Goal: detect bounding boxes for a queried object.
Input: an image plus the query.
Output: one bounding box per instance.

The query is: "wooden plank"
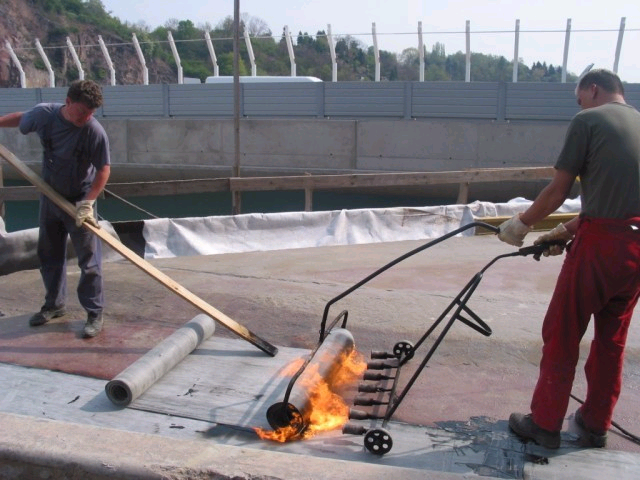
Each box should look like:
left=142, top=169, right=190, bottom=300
left=304, top=187, right=313, bottom=211
left=456, top=182, right=469, bottom=204
left=230, top=167, right=556, bottom=191
left=474, top=213, right=578, bottom=234
left=0, top=143, right=278, bottom=357
left=105, top=178, right=230, bottom=197
left=0, top=179, right=230, bottom=201
left=0, top=167, right=555, bottom=201
left=0, top=185, right=39, bottom=201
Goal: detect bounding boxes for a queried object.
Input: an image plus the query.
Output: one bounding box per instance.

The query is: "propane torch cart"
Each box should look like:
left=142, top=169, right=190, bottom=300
left=321, top=221, right=555, bottom=455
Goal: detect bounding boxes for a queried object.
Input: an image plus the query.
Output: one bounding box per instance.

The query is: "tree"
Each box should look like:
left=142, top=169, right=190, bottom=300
left=241, top=14, right=271, bottom=36
left=432, top=42, right=446, bottom=58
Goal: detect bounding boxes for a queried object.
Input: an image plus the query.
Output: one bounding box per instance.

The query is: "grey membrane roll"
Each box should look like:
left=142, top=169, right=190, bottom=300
left=105, top=314, right=216, bottom=406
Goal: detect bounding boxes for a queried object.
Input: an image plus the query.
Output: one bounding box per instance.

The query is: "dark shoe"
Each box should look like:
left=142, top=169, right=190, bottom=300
left=575, top=409, right=608, bottom=448
left=509, top=413, right=561, bottom=449
left=29, top=306, right=66, bottom=327
left=83, top=312, right=103, bottom=338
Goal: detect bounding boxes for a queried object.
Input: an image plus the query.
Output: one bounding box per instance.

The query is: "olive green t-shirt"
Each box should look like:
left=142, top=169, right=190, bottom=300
left=555, top=102, right=640, bottom=219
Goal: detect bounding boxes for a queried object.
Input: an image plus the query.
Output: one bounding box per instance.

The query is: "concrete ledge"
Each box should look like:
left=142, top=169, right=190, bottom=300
left=0, top=412, right=472, bottom=480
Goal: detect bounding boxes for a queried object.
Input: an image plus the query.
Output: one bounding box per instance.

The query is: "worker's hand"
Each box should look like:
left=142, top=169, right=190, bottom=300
left=533, top=223, right=573, bottom=256
left=75, top=199, right=99, bottom=228
left=497, top=214, right=532, bottom=247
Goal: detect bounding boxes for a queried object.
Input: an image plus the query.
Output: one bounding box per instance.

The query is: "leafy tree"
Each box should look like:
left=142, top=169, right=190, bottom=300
left=217, top=52, right=248, bottom=76
left=432, top=42, right=446, bottom=58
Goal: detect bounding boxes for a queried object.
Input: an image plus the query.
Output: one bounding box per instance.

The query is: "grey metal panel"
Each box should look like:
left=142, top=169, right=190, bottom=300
left=169, top=84, right=234, bottom=116
left=412, top=82, right=498, bottom=119
left=39, top=87, right=68, bottom=104
left=506, top=83, right=579, bottom=120
left=1, top=87, right=107, bottom=117
left=3, top=82, right=638, bottom=120
left=624, top=84, right=640, bottom=110
left=0, top=89, right=39, bottom=115
left=243, top=83, right=321, bottom=116
left=36, top=87, right=107, bottom=117
left=101, top=85, right=164, bottom=116
left=325, top=83, right=405, bottom=117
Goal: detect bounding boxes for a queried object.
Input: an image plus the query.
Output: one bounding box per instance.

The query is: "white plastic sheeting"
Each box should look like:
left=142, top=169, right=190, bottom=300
left=0, top=221, right=124, bottom=276
left=0, top=197, right=582, bottom=275
left=142, top=197, right=582, bottom=259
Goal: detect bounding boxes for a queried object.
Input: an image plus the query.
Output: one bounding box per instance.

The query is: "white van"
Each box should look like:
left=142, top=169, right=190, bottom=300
left=205, top=75, right=322, bottom=84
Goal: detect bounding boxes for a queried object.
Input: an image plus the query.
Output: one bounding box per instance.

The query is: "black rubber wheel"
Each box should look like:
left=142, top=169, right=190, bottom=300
left=364, top=428, right=393, bottom=455
left=393, top=340, right=414, bottom=360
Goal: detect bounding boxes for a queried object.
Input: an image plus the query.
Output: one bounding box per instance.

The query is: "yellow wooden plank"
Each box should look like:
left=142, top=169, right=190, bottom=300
left=475, top=213, right=578, bottom=234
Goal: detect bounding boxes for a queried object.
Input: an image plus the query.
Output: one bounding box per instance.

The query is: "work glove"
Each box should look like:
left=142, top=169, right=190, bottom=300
left=75, top=199, right=99, bottom=228
left=497, top=214, right=532, bottom=247
left=533, top=223, right=573, bottom=256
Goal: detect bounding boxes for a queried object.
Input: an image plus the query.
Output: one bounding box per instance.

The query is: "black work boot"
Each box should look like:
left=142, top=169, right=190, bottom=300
left=509, top=413, right=561, bottom=449
left=575, top=409, right=608, bottom=448
left=29, top=306, right=66, bottom=327
left=83, top=312, right=103, bottom=338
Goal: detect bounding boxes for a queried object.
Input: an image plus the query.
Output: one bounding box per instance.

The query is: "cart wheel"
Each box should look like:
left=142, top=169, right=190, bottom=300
left=364, top=428, right=393, bottom=455
left=393, top=340, right=414, bottom=360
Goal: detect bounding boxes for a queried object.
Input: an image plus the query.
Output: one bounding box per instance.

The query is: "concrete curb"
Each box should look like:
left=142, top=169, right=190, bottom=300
left=0, top=412, right=474, bottom=480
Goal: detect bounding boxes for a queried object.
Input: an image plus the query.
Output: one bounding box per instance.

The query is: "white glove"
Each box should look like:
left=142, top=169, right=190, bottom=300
left=533, top=223, right=573, bottom=256
left=497, top=214, right=532, bottom=247
left=75, top=199, right=98, bottom=228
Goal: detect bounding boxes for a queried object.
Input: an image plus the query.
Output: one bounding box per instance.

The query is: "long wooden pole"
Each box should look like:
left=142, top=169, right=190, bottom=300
left=0, top=144, right=278, bottom=357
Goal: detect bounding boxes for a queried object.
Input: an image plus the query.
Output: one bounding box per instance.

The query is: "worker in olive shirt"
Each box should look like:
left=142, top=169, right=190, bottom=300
left=0, top=80, right=110, bottom=338
left=498, top=69, right=640, bottom=449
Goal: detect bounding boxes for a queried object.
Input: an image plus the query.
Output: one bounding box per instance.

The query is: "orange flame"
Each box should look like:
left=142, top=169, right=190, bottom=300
left=278, top=357, right=306, bottom=376
left=255, top=350, right=366, bottom=442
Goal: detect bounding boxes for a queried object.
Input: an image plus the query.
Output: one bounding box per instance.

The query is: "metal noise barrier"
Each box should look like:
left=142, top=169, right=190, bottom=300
left=105, top=314, right=216, bottom=406
left=266, top=328, right=355, bottom=433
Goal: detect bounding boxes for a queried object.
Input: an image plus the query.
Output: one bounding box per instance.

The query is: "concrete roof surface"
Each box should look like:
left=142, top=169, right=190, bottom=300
left=1, top=234, right=639, bottom=479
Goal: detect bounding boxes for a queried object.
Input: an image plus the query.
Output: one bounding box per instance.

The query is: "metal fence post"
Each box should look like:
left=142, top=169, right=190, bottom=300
left=512, top=20, right=520, bottom=83
left=613, top=17, right=626, bottom=73
left=562, top=19, right=571, bottom=83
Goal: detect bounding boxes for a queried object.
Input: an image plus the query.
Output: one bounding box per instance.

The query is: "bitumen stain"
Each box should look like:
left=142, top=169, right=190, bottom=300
left=433, top=416, right=550, bottom=479
left=180, top=384, right=198, bottom=396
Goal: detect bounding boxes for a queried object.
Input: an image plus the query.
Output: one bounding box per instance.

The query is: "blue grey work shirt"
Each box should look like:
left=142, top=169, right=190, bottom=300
left=19, top=103, right=110, bottom=200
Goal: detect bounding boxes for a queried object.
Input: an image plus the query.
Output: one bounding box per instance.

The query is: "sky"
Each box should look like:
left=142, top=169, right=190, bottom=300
left=100, top=0, right=640, bottom=82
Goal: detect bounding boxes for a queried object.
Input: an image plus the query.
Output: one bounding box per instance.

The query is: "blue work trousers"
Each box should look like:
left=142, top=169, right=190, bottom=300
left=37, top=195, right=103, bottom=315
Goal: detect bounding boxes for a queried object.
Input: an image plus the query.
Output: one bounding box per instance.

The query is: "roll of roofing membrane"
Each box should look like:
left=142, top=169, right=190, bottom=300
left=266, top=327, right=355, bottom=432
left=105, top=314, right=215, bottom=406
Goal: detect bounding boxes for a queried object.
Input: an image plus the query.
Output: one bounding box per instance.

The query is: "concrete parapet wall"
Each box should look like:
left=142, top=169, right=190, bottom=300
left=0, top=117, right=568, bottom=182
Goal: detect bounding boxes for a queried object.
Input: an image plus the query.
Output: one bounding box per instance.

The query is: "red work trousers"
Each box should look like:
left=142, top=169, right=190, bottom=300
left=530, top=216, right=640, bottom=433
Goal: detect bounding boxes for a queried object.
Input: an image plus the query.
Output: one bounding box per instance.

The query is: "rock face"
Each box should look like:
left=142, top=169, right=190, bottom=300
left=0, top=0, right=175, bottom=88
